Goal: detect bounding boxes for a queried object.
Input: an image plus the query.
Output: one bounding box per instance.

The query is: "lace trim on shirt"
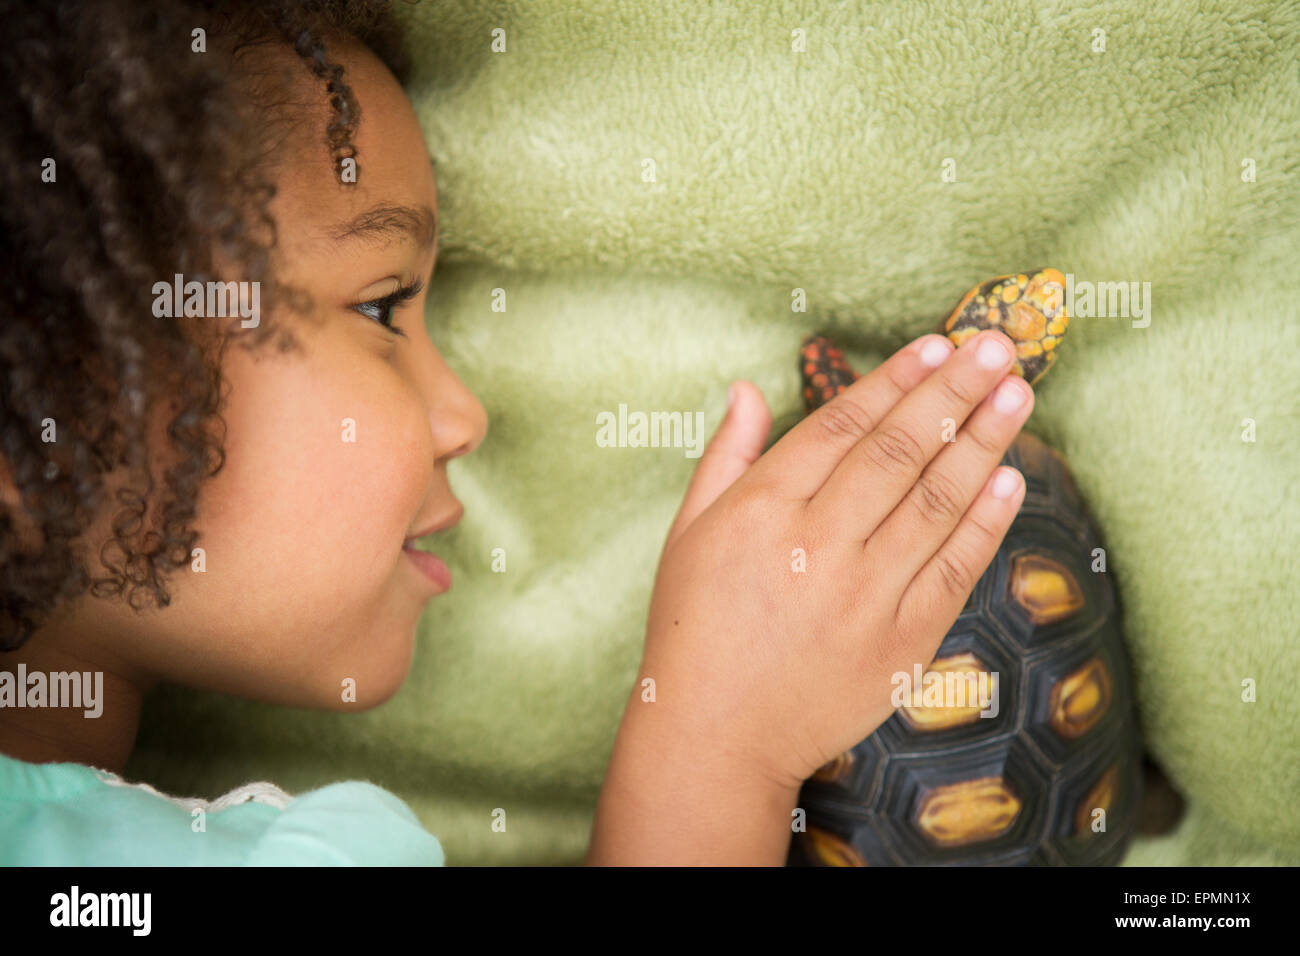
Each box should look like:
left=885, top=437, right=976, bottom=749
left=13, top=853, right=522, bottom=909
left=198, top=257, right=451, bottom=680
left=91, top=768, right=294, bottom=812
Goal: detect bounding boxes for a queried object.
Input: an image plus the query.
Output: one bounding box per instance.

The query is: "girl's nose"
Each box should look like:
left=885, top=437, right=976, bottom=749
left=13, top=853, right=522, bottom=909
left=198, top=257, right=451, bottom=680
left=428, top=356, right=487, bottom=462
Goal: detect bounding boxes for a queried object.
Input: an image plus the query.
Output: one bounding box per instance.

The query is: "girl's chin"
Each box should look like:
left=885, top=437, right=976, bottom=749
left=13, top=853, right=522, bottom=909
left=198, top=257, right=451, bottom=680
left=317, top=652, right=415, bottom=711
left=311, top=616, right=419, bottom=711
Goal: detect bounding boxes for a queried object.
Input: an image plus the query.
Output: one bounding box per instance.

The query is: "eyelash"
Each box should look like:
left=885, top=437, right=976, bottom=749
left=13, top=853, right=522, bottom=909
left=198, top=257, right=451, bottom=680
left=353, top=278, right=424, bottom=336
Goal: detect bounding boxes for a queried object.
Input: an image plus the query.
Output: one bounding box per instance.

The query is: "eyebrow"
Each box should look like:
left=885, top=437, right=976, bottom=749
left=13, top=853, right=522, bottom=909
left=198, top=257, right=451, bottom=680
left=329, top=203, right=438, bottom=251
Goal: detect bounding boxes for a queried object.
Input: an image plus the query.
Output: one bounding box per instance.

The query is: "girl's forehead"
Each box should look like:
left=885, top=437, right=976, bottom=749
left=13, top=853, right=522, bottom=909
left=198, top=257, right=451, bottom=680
left=262, top=40, right=437, bottom=252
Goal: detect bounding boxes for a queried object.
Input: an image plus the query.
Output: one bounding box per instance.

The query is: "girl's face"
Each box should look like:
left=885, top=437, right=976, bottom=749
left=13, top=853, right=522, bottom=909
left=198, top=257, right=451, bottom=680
left=53, top=38, right=487, bottom=710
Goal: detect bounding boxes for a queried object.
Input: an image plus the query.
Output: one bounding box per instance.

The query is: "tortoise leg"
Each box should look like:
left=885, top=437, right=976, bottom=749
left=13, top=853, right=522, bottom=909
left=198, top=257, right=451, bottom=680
left=799, top=335, right=859, bottom=413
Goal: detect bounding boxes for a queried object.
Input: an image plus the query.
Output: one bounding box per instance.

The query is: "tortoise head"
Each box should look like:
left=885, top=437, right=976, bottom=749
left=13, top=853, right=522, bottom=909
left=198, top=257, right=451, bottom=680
left=799, top=269, right=1068, bottom=414
left=941, top=268, right=1069, bottom=386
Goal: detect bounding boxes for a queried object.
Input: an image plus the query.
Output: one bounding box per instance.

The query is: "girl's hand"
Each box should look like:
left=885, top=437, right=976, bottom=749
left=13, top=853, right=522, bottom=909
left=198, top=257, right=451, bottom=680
left=588, top=329, right=1033, bottom=865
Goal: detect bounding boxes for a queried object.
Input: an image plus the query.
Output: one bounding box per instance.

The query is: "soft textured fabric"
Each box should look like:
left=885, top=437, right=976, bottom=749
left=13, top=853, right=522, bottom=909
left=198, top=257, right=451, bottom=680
left=0, top=753, right=444, bottom=865
left=127, top=0, right=1300, bottom=865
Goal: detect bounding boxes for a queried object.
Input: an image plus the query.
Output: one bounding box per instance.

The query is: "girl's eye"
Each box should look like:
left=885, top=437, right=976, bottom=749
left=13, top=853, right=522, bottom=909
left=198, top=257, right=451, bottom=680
left=353, top=278, right=424, bottom=336
left=355, top=297, right=400, bottom=329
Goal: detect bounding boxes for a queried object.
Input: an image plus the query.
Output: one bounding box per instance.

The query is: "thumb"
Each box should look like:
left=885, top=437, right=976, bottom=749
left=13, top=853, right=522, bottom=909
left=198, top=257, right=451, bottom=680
left=663, top=381, right=772, bottom=552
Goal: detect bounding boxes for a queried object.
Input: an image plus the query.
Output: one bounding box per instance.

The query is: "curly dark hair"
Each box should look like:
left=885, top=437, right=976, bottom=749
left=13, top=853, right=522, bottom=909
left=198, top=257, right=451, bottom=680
left=0, top=0, right=415, bottom=650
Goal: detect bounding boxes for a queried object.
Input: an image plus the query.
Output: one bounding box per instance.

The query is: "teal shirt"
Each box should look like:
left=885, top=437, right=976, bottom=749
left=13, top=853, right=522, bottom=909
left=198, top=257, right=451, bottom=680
left=0, top=752, right=444, bottom=865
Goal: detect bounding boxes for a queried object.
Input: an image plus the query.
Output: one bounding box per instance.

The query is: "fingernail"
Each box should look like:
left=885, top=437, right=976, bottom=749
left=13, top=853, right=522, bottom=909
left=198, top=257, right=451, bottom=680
left=992, top=379, right=1027, bottom=414
left=977, top=335, right=1012, bottom=370
left=991, top=467, right=1021, bottom=499
left=727, top=383, right=737, bottom=410
left=919, top=338, right=952, bottom=367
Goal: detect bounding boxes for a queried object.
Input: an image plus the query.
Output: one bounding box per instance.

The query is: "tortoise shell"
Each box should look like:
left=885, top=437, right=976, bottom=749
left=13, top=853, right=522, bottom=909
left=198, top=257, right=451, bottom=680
left=788, top=282, right=1140, bottom=867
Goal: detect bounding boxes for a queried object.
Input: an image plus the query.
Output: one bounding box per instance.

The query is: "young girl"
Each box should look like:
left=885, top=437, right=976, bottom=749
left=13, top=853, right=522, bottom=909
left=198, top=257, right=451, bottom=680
left=0, top=1, right=1032, bottom=865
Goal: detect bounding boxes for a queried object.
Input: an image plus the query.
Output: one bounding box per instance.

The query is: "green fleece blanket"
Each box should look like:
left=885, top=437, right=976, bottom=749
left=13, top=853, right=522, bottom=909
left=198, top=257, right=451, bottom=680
left=128, top=0, right=1300, bottom=865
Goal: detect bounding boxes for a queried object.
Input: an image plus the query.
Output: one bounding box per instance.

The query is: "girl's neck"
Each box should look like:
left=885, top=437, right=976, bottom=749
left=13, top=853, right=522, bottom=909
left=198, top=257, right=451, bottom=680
left=0, top=627, right=146, bottom=774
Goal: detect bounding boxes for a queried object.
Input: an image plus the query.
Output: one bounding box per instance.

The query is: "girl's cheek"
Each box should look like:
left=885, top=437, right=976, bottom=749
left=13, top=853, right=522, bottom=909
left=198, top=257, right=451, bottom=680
left=202, top=338, right=432, bottom=610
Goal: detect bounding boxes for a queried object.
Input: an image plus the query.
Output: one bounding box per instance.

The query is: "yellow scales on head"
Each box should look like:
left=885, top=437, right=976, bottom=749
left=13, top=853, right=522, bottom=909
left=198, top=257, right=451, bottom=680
left=942, top=268, right=1069, bottom=386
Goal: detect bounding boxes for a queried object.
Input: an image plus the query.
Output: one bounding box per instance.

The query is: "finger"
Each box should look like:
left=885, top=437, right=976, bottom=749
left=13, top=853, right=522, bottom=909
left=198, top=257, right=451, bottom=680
left=806, top=329, right=1016, bottom=541
left=895, top=465, right=1025, bottom=654
left=663, top=380, right=772, bottom=553
left=867, top=374, right=1034, bottom=590
left=753, top=334, right=954, bottom=500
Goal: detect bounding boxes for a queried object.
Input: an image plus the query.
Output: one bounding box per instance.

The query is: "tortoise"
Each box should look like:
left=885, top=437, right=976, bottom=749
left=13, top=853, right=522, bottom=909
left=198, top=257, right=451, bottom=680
left=787, top=269, right=1142, bottom=866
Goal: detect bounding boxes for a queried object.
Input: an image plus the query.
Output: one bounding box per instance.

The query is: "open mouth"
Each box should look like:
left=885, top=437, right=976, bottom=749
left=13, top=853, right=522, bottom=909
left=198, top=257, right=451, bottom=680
left=401, top=544, right=452, bottom=591
left=400, top=503, right=463, bottom=592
